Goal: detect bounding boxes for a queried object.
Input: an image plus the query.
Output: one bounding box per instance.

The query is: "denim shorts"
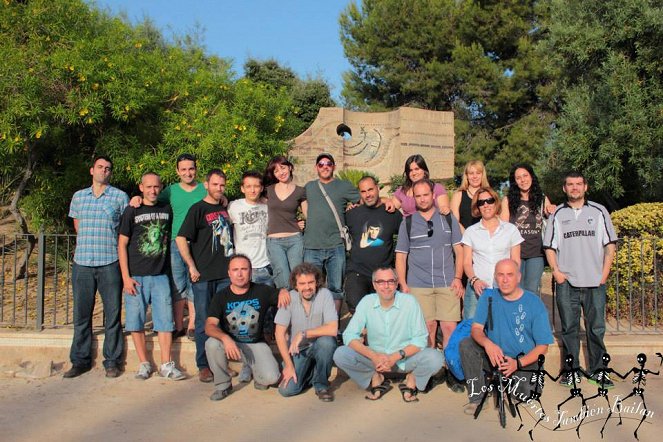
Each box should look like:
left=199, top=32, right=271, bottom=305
left=124, top=274, right=174, bottom=332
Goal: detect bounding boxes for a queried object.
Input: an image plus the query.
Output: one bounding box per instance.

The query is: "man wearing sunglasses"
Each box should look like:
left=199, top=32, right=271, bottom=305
left=395, top=179, right=465, bottom=392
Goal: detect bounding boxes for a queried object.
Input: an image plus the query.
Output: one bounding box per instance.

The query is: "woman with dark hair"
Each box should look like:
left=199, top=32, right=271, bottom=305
left=450, top=160, right=490, bottom=233
left=462, top=187, right=523, bottom=318
left=390, top=154, right=450, bottom=216
left=263, top=155, right=307, bottom=290
left=500, top=163, right=554, bottom=295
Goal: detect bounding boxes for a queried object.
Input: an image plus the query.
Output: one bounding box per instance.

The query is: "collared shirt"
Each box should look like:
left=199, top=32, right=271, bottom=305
left=343, top=291, right=428, bottom=370
left=274, top=288, right=337, bottom=339
left=461, top=219, right=524, bottom=287
left=69, top=185, right=128, bottom=266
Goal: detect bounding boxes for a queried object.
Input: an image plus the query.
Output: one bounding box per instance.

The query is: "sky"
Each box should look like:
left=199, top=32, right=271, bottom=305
left=93, top=0, right=354, bottom=100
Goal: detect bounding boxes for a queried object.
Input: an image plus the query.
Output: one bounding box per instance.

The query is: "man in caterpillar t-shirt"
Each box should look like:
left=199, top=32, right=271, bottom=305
left=543, top=171, right=617, bottom=387
left=176, top=168, right=235, bottom=383
left=204, top=254, right=289, bottom=401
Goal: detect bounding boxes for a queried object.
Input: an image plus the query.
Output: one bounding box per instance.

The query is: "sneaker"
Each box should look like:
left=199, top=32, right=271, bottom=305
left=210, top=385, right=233, bottom=401
left=135, top=362, right=152, bottom=380
left=238, top=364, right=252, bottom=383
left=559, top=371, right=582, bottom=388
left=588, top=372, right=614, bottom=389
left=186, top=329, right=195, bottom=341
left=160, top=361, right=186, bottom=381
left=105, top=366, right=121, bottom=378
left=446, top=373, right=465, bottom=394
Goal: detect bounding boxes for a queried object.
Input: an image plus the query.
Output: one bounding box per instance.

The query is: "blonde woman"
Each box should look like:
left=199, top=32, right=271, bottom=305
left=451, top=160, right=490, bottom=233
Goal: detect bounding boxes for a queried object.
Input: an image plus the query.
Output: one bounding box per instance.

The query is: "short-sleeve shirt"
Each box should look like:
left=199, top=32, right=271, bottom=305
left=69, top=185, right=129, bottom=266
left=207, top=283, right=279, bottom=343
left=266, top=185, right=306, bottom=235
left=346, top=204, right=402, bottom=277
left=177, top=200, right=234, bottom=281
left=227, top=199, right=269, bottom=268
left=304, top=179, right=360, bottom=249
left=118, top=202, right=172, bottom=276
left=473, top=288, right=554, bottom=358
left=543, top=201, right=617, bottom=287
left=274, top=288, right=337, bottom=339
left=393, top=183, right=447, bottom=217
left=510, top=199, right=544, bottom=259
left=343, top=291, right=428, bottom=370
left=395, top=210, right=462, bottom=288
left=461, top=219, right=524, bottom=287
left=158, top=182, right=206, bottom=239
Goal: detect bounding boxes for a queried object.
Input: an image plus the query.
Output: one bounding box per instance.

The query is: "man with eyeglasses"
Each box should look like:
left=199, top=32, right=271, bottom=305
left=303, top=153, right=360, bottom=313
left=395, top=178, right=465, bottom=392
left=334, top=267, right=443, bottom=402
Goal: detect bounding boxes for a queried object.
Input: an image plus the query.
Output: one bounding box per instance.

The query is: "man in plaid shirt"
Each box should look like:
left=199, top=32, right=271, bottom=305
left=64, top=156, right=129, bottom=379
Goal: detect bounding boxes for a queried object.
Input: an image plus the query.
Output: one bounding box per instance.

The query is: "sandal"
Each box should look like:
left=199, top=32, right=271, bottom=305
left=365, top=379, right=393, bottom=400
left=398, top=383, right=419, bottom=403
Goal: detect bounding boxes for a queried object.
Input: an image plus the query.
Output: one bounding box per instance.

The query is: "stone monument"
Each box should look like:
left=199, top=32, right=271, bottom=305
left=289, top=107, right=454, bottom=187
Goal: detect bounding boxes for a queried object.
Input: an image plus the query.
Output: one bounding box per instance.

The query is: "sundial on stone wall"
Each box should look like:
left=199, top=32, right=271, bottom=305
left=289, top=107, right=454, bottom=188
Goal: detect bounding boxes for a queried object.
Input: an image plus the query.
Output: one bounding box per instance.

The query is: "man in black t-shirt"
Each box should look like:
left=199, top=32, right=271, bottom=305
left=119, top=172, right=186, bottom=381
left=176, top=169, right=235, bottom=383
left=204, top=254, right=289, bottom=401
left=345, top=176, right=402, bottom=313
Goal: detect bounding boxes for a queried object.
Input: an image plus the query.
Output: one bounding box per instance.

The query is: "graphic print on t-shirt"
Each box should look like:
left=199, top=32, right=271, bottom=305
left=136, top=213, right=169, bottom=257
left=512, top=303, right=526, bottom=344
left=226, top=299, right=260, bottom=339
left=515, top=204, right=542, bottom=237
left=359, top=221, right=385, bottom=248
left=206, top=211, right=234, bottom=257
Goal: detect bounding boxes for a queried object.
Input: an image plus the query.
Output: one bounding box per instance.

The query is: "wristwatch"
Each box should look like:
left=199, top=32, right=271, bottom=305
left=399, top=349, right=406, bottom=360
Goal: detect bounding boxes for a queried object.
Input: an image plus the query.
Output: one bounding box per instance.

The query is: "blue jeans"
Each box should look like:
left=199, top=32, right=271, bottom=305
left=520, top=256, right=545, bottom=296
left=463, top=282, right=478, bottom=320
left=278, top=336, right=337, bottom=396
left=304, top=245, right=346, bottom=300
left=555, top=281, right=607, bottom=372
left=124, top=275, right=174, bottom=332
left=170, top=239, right=193, bottom=302
left=252, top=265, right=274, bottom=286
left=70, top=262, right=123, bottom=369
left=333, top=346, right=444, bottom=391
left=266, top=234, right=303, bottom=289
left=192, top=278, right=230, bottom=369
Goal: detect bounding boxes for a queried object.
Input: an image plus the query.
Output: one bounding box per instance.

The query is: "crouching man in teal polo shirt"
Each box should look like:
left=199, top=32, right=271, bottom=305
left=333, top=267, right=444, bottom=402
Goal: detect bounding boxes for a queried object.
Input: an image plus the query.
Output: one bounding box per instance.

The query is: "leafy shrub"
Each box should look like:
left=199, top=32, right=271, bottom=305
left=337, top=169, right=380, bottom=188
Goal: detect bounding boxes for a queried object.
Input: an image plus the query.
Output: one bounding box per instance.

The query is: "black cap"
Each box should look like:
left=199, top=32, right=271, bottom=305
left=316, top=153, right=335, bottom=164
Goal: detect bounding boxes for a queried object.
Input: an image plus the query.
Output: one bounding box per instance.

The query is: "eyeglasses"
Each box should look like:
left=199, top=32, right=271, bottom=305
left=317, top=161, right=334, bottom=168
left=427, top=220, right=434, bottom=237
left=374, top=279, right=397, bottom=286
left=477, top=197, right=496, bottom=207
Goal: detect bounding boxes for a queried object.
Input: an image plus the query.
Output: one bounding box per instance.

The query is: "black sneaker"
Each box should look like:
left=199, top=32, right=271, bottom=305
left=559, top=371, right=581, bottom=388
left=588, top=372, right=614, bottom=389
left=446, top=373, right=465, bottom=394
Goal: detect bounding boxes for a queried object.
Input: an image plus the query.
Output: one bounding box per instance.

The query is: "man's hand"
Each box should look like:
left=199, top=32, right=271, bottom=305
left=129, top=195, right=143, bottom=208
left=288, top=331, right=305, bottom=355
left=484, top=341, right=505, bottom=368
left=381, top=197, right=396, bottom=213
left=277, top=288, right=291, bottom=308
left=189, top=266, right=201, bottom=283
left=370, top=352, right=392, bottom=372
left=123, top=277, right=140, bottom=296
left=280, top=363, right=297, bottom=388
left=552, top=269, right=567, bottom=285
left=499, top=356, right=518, bottom=377
left=222, top=336, right=241, bottom=361
left=451, top=278, right=465, bottom=298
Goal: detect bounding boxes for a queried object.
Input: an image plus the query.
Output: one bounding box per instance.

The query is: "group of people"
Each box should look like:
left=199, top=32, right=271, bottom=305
left=64, top=151, right=617, bottom=410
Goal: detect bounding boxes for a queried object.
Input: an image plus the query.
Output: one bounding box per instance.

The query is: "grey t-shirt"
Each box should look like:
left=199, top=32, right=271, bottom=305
left=274, top=288, right=337, bottom=339
left=395, top=209, right=462, bottom=288
left=543, top=201, right=617, bottom=287
left=303, top=179, right=359, bottom=249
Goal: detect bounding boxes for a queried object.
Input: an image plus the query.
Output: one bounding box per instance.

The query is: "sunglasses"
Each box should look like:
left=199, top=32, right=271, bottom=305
left=317, top=161, right=334, bottom=168
left=427, top=220, right=434, bottom=237
left=477, top=197, right=496, bottom=207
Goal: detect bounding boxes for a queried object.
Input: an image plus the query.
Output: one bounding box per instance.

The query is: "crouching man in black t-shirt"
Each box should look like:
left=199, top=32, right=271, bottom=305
left=205, top=254, right=290, bottom=401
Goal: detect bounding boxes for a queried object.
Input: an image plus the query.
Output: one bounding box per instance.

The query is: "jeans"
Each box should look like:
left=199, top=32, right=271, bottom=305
left=344, top=272, right=373, bottom=313
left=124, top=274, right=173, bottom=332
left=170, top=239, right=193, bottom=302
left=459, top=337, right=538, bottom=403
left=279, top=336, right=337, bottom=396
left=520, top=256, right=545, bottom=296
left=333, top=346, right=444, bottom=391
left=463, top=281, right=478, bottom=320
left=252, top=265, right=274, bottom=286
left=266, top=234, right=304, bottom=289
left=206, top=338, right=280, bottom=391
left=555, top=281, right=607, bottom=372
left=192, top=278, right=230, bottom=369
left=70, top=262, right=123, bottom=369
left=304, top=245, right=346, bottom=300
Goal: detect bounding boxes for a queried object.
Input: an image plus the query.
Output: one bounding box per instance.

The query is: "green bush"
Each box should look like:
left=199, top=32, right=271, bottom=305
left=607, top=203, right=663, bottom=327
left=336, top=169, right=380, bottom=188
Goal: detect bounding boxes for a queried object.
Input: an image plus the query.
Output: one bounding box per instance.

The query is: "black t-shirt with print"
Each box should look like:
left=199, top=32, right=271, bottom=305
left=119, top=203, right=172, bottom=276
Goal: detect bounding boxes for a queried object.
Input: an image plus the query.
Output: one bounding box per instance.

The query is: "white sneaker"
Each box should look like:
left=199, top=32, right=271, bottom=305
left=135, top=362, right=152, bottom=380
left=160, top=361, right=186, bottom=381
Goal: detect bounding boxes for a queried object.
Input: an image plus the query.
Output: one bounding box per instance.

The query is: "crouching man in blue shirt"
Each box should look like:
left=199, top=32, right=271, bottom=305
left=333, top=267, right=444, bottom=402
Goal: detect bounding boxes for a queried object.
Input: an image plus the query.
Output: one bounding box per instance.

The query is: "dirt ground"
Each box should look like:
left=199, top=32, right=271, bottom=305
left=0, top=362, right=661, bottom=442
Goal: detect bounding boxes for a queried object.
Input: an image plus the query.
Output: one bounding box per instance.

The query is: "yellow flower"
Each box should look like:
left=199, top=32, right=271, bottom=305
left=86, top=118, right=93, bottom=124
left=135, top=42, right=142, bottom=49
left=92, top=83, right=99, bottom=90
left=35, top=130, right=42, bottom=139
left=79, top=108, right=89, bottom=116
left=126, top=165, right=131, bottom=171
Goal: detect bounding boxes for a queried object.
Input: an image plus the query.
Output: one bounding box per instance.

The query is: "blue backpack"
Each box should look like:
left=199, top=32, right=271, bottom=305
left=444, top=319, right=472, bottom=380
